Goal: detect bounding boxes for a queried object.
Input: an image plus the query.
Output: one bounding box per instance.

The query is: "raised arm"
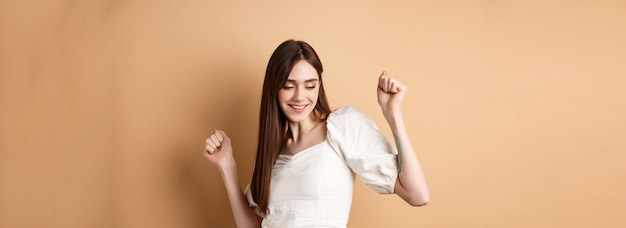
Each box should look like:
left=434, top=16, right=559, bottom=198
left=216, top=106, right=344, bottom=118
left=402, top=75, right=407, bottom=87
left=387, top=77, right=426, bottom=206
left=204, top=130, right=261, bottom=227
left=377, top=71, right=430, bottom=206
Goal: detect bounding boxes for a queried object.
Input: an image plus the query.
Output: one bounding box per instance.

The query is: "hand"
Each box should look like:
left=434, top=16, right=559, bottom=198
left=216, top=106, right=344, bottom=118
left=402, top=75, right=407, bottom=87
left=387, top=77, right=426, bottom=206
left=204, top=129, right=235, bottom=169
left=377, top=71, right=407, bottom=113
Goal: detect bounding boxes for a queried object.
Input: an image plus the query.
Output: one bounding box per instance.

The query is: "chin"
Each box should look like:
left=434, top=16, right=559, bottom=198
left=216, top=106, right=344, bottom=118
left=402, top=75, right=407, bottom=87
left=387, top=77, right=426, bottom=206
left=286, top=113, right=311, bottom=123
left=283, top=107, right=315, bottom=123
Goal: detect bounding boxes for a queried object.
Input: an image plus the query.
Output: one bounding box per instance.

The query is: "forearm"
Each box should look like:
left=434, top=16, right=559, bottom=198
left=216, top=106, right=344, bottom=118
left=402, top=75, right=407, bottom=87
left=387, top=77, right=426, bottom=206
left=218, top=165, right=261, bottom=228
left=384, top=110, right=430, bottom=206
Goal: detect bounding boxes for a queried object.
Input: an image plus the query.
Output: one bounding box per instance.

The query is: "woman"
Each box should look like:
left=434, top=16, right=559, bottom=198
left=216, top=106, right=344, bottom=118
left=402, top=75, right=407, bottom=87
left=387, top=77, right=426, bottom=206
left=204, top=40, right=429, bottom=227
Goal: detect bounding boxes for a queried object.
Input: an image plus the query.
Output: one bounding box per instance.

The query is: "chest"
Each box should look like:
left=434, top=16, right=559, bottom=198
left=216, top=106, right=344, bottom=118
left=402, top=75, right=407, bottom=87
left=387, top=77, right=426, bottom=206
left=270, top=140, right=354, bottom=202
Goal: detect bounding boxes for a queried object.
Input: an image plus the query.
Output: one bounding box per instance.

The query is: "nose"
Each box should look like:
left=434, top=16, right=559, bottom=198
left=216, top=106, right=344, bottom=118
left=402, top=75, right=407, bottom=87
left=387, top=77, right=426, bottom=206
left=292, top=86, right=305, bottom=102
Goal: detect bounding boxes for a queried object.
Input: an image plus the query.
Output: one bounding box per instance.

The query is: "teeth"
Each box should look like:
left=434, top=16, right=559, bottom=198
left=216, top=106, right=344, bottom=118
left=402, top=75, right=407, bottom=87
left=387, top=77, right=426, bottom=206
left=291, top=105, right=305, bottom=109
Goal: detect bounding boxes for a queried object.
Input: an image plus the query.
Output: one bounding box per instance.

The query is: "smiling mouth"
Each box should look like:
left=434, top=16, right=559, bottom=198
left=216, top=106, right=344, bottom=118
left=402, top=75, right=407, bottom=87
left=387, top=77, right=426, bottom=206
left=289, top=104, right=308, bottom=110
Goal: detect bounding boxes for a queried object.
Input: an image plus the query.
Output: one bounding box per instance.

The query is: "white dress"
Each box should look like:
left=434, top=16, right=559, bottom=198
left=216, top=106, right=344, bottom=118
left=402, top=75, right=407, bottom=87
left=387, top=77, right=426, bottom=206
left=246, top=106, right=399, bottom=228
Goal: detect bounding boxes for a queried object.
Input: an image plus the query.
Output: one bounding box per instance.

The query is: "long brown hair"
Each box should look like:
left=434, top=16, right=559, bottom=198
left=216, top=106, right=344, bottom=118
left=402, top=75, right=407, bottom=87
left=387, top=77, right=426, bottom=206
left=251, top=40, right=331, bottom=215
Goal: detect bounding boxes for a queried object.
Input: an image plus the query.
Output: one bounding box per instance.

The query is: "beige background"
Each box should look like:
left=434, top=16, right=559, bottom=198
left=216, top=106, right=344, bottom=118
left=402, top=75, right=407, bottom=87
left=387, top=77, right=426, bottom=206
left=1, top=0, right=625, bottom=227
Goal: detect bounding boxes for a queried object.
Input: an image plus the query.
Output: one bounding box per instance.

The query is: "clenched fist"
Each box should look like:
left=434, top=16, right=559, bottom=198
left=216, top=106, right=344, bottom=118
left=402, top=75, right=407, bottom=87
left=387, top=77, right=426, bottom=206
left=204, top=129, right=235, bottom=169
left=377, top=71, right=408, bottom=113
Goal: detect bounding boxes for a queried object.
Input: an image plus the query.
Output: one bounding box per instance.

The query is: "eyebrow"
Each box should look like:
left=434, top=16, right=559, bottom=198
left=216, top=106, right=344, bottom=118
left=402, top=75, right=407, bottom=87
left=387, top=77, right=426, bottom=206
left=286, top=78, right=319, bottom=83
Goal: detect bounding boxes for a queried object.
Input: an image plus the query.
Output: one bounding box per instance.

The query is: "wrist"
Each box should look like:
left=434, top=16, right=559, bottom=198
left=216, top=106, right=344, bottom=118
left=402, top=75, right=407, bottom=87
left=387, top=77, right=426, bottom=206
left=383, top=109, right=402, bottom=121
left=383, top=110, right=407, bottom=134
left=217, top=160, right=238, bottom=176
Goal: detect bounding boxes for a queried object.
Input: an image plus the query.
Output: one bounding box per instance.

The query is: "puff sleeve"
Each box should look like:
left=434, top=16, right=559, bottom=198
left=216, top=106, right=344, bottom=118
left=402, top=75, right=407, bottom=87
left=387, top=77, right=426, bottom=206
left=326, top=106, right=399, bottom=194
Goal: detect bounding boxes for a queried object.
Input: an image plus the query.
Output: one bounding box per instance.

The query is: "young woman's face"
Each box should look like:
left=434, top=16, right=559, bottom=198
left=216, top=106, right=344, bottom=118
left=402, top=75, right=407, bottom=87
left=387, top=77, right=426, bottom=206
left=278, top=60, right=320, bottom=124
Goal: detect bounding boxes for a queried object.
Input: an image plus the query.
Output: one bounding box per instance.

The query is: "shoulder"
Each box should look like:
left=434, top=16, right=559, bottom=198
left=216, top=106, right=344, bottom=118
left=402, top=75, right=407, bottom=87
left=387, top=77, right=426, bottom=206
left=329, top=106, right=368, bottom=119
left=327, top=106, right=377, bottom=130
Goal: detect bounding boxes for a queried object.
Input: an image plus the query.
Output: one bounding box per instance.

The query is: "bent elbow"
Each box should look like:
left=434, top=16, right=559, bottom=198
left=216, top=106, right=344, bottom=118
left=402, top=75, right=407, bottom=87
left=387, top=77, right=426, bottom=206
left=395, top=181, right=430, bottom=207
left=407, top=194, right=430, bottom=207
left=409, top=198, right=429, bottom=207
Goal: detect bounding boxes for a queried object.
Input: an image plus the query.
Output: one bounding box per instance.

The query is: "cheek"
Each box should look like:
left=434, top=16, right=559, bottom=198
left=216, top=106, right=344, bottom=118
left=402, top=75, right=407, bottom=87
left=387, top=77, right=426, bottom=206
left=277, top=90, right=290, bottom=103
left=310, top=89, right=320, bottom=101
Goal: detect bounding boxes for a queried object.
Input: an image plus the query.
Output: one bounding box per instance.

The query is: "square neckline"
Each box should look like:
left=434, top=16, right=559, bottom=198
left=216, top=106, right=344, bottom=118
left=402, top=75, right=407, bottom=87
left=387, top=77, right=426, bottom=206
left=278, top=136, right=329, bottom=160
left=278, top=119, right=331, bottom=159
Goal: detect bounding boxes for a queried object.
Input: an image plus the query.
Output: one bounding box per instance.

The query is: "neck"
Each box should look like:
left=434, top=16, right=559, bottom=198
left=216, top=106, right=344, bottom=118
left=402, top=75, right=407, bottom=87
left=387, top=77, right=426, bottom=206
left=287, top=115, right=323, bottom=143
